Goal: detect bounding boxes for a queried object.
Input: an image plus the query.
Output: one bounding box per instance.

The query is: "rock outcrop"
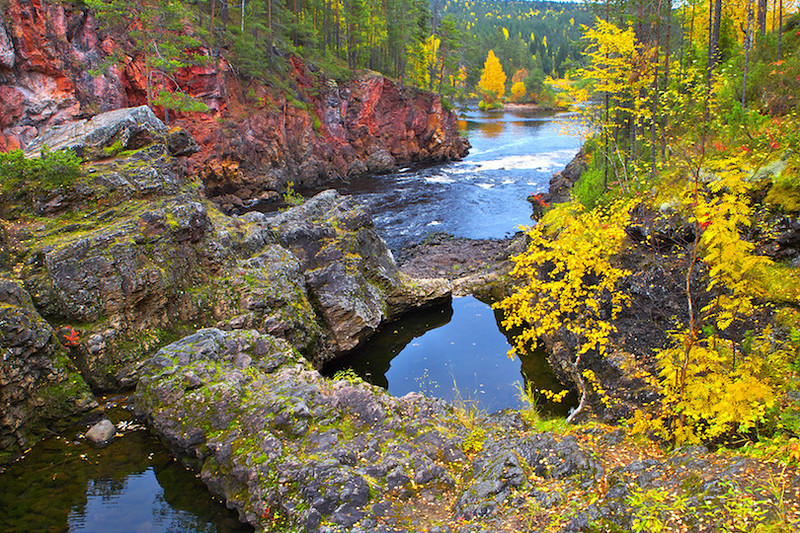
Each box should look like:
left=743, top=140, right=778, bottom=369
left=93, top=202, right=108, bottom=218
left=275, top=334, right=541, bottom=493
left=543, top=147, right=588, bottom=204
left=134, top=328, right=602, bottom=532
left=135, top=328, right=800, bottom=532
left=263, top=190, right=452, bottom=359
left=0, top=0, right=468, bottom=210
left=0, top=278, right=97, bottom=463
left=0, top=106, right=450, bottom=462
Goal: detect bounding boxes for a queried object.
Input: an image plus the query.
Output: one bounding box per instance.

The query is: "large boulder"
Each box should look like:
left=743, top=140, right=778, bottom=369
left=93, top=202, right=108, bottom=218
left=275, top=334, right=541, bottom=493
left=0, top=278, right=96, bottom=464
left=24, top=105, right=169, bottom=160
left=134, top=328, right=600, bottom=532
left=265, top=190, right=452, bottom=362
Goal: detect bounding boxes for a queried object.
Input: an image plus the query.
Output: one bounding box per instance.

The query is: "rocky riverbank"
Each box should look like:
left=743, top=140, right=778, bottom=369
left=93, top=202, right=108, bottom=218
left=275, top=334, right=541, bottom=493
left=133, top=327, right=800, bottom=532
left=0, top=105, right=450, bottom=464
left=0, top=0, right=469, bottom=212
left=2, top=107, right=799, bottom=532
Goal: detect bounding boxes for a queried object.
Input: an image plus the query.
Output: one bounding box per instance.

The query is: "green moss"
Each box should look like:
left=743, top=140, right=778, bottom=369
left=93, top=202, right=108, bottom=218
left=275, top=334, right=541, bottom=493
left=102, top=139, right=125, bottom=157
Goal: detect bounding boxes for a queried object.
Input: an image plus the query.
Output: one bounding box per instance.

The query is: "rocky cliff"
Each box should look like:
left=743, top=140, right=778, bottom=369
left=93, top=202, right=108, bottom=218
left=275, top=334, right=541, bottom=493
left=0, top=0, right=469, bottom=211
left=0, top=106, right=450, bottom=464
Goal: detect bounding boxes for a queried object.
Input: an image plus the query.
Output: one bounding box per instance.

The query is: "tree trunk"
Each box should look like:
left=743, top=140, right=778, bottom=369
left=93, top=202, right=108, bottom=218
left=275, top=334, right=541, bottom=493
left=209, top=0, right=216, bottom=39
left=661, top=0, right=671, bottom=160
left=651, top=0, right=662, bottom=180
left=743, top=0, right=754, bottom=107
left=268, top=0, right=274, bottom=71
left=707, top=0, right=721, bottom=86
left=778, top=0, right=783, bottom=60
left=757, top=0, right=768, bottom=38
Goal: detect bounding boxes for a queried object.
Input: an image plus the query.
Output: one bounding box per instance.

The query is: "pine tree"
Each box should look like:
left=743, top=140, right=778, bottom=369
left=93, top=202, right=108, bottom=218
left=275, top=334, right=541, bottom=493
left=86, top=0, right=208, bottom=123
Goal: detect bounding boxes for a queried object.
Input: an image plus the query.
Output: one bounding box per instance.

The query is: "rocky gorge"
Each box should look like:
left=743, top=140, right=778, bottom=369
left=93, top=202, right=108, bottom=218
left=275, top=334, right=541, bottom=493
left=2, top=0, right=800, bottom=530
left=2, top=105, right=799, bottom=532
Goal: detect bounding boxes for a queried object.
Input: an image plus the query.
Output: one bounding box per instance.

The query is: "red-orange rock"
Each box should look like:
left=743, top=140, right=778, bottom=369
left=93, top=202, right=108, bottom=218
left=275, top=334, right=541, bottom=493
left=0, top=0, right=468, bottom=209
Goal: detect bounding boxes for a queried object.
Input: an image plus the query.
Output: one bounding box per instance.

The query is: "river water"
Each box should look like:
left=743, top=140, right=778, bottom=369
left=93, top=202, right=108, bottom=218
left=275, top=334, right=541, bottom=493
left=0, top=108, right=581, bottom=532
left=338, top=108, right=583, bottom=249
left=328, top=108, right=583, bottom=413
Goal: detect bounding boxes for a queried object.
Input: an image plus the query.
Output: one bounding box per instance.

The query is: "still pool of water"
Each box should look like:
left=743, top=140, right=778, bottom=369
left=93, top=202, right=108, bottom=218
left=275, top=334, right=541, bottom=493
left=323, top=296, right=576, bottom=415
left=0, top=401, right=252, bottom=533
left=327, top=109, right=582, bottom=413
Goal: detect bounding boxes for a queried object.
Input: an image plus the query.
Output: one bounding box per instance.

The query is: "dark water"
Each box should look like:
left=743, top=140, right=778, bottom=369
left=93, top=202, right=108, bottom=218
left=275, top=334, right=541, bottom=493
left=0, top=398, right=252, bottom=533
left=0, top=110, right=579, bottom=531
left=323, top=296, right=576, bottom=415
left=338, top=108, right=583, bottom=250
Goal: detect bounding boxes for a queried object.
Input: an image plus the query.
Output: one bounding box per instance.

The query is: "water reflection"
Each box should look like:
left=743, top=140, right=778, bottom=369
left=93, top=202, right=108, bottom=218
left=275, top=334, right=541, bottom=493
left=323, top=296, right=575, bottom=415
left=474, top=119, right=504, bottom=138
left=0, top=405, right=251, bottom=533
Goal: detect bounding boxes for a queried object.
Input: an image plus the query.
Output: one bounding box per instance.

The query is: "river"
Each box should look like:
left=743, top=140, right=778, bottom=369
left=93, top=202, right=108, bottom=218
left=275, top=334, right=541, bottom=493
left=0, top=108, right=581, bottom=532
left=338, top=107, right=583, bottom=249
left=327, top=107, right=583, bottom=414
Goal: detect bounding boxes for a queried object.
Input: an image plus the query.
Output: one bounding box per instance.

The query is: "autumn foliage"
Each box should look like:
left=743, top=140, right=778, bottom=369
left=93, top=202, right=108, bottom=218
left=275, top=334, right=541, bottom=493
left=499, top=10, right=800, bottom=449
left=478, top=49, right=506, bottom=104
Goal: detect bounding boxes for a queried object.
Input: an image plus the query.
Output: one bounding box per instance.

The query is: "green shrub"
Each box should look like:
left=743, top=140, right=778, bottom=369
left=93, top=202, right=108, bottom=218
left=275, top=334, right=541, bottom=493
left=766, top=174, right=800, bottom=213
left=571, top=166, right=606, bottom=210
left=0, top=146, right=82, bottom=196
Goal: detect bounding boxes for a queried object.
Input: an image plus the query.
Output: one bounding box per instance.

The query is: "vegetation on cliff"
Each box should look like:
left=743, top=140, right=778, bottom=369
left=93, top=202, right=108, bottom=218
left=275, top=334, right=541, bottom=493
left=500, top=0, right=800, bottom=453
left=74, top=0, right=592, bottom=109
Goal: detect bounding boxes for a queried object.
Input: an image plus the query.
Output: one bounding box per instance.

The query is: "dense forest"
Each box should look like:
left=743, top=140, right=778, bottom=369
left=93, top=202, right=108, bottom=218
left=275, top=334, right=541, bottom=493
left=80, top=0, right=592, bottom=113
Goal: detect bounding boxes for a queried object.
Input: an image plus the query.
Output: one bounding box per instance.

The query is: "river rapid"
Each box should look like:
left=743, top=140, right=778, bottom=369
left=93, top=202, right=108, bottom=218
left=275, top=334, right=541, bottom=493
left=338, top=107, right=583, bottom=249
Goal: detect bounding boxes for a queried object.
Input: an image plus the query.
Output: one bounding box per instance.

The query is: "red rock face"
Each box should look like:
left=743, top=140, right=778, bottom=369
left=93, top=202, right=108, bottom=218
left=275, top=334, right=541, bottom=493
left=0, top=0, right=468, bottom=209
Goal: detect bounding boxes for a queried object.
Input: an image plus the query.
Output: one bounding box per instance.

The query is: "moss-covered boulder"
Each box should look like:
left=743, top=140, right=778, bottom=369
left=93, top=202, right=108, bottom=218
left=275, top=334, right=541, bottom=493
left=265, top=189, right=452, bottom=364
left=134, top=328, right=602, bottom=532
left=0, top=278, right=96, bottom=464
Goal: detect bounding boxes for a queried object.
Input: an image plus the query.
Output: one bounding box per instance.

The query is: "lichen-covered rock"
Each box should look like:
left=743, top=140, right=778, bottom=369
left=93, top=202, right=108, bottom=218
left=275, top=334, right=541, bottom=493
left=0, top=278, right=96, bottom=464
left=134, top=328, right=601, bottom=533
left=266, top=189, right=451, bottom=363
left=24, top=106, right=169, bottom=160
left=6, top=130, right=444, bottom=390
left=455, top=427, right=602, bottom=519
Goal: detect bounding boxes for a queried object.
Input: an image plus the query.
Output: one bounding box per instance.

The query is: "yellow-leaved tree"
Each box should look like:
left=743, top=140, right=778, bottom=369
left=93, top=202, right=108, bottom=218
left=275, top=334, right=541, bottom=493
left=478, top=49, right=506, bottom=107
left=495, top=199, right=636, bottom=423
left=631, top=152, right=789, bottom=446
left=511, top=81, right=527, bottom=102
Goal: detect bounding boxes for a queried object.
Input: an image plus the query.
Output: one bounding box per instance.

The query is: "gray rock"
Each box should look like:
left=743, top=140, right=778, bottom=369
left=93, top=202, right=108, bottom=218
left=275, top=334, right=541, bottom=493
left=0, top=279, right=96, bottom=464
left=166, top=127, right=200, bottom=157
left=268, top=190, right=451, bottom=363
left=85, top=419, right=117, bottom=445
left=25, top=106, right=169, bottom=160
left=365, top=149, right=396, bottom=173
left=0, top=19, right=14, bottom=70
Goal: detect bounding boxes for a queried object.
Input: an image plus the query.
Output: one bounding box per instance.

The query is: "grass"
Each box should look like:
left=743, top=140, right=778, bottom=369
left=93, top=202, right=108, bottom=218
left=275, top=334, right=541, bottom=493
left=516, top=382, right=572, bottom=434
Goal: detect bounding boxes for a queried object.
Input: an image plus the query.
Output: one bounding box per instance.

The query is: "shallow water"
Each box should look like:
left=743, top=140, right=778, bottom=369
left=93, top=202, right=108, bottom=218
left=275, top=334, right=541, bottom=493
left=0, top=399, right=252, bottom=533
left=337, top=108, right=583, bottom=250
